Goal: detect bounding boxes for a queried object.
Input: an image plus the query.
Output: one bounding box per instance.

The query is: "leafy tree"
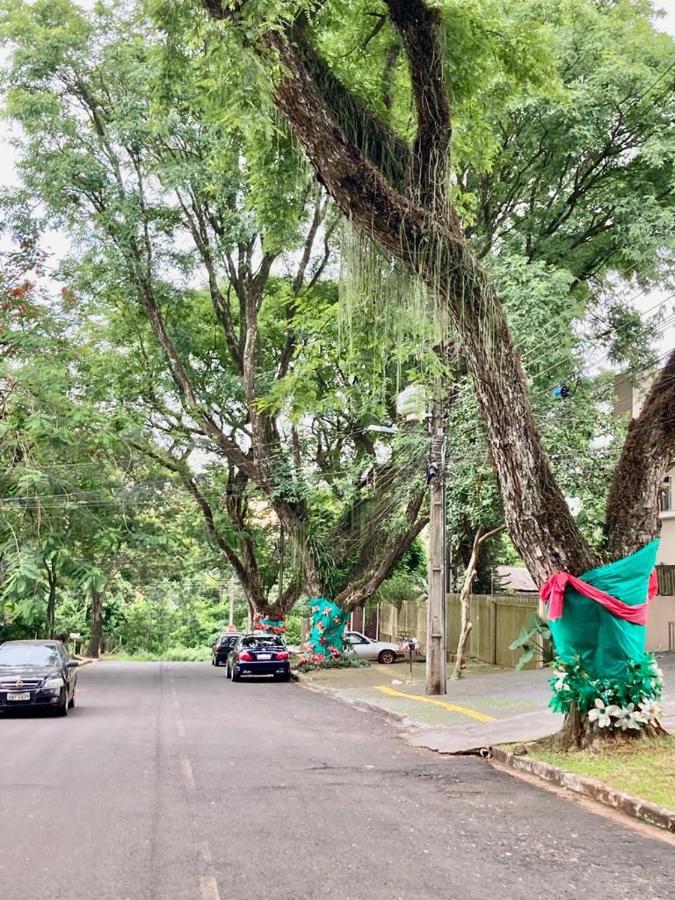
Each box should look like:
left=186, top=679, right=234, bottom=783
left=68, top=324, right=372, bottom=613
left=0, top=0, right=431, bottom=626
left=193, top=0, right=675, bottom=737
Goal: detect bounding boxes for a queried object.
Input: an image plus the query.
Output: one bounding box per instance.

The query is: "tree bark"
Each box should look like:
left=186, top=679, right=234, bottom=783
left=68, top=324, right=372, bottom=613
left=606, top=350, right=675, bottom=557
left=88, top=589, right=103, bottom=659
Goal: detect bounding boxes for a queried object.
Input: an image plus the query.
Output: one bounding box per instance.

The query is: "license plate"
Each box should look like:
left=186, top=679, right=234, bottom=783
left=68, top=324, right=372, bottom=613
left=257, top=654, right=272, bottom=660
left=7, top=692, right=30, bottom=701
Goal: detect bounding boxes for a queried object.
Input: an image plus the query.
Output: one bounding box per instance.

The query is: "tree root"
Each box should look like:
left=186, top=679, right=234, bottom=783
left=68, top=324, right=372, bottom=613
left=532, top=705, right=670, bottom=753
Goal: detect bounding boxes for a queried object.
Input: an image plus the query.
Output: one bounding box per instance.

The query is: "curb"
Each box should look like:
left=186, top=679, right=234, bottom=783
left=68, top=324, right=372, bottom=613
left=294, top=672, right=410, bottom=725
left=490, top=746, right=675, bottom=834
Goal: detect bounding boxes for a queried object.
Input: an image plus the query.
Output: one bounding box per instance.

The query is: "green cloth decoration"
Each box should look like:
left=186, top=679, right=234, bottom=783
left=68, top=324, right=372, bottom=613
left=304, top=598, right=349, bottom=659
left=549, top=540, right=659, bottom=679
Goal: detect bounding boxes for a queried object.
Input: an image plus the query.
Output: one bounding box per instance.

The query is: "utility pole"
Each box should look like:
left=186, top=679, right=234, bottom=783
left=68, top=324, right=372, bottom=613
left=426, top=395, right=447, bottom=695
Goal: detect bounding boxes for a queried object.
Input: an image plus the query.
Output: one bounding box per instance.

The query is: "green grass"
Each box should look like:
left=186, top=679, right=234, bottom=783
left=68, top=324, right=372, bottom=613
left=527, top=736, right=675, bottom=809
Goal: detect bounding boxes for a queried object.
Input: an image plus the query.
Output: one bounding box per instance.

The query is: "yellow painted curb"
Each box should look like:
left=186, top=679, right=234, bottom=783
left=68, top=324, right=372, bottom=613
left=375, top=685, right=496, bottom=723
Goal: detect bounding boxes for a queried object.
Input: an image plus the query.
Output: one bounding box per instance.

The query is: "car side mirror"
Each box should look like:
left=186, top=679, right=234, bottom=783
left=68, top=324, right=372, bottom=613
left=66, top=660, right=79, bottom=668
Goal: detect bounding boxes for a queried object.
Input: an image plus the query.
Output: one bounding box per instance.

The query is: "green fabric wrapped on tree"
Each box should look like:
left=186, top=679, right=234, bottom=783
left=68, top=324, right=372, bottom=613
left=546, top=540, right=658, bottom=679
left=304, top=598, right=350, bottom=660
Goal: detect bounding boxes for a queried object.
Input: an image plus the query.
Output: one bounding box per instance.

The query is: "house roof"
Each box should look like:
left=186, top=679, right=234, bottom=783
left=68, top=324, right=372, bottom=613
left=495, top=565, right=537, bottom=593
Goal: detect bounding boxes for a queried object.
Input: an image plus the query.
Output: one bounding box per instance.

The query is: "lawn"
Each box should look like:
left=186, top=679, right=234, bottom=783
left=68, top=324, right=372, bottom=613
left=527, top=736, right=675, bottom=809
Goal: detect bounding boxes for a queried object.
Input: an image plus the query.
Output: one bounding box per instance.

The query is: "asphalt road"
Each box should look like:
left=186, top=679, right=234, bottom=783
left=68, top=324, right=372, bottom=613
left=0, top=662, right=672, bottom=900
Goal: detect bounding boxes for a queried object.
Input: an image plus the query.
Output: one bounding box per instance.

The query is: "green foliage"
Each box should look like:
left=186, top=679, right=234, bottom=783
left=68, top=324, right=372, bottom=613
left=294, top=653, right=370, bottom=673
left=110, top=645, right=213, bottom=663
left=509, top=614, right=553, bottom=670
left=548, top=653, right=663, bottom=716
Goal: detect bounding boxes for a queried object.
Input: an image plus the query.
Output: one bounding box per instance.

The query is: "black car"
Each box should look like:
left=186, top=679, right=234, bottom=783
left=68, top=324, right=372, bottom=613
left=212, top=632, right=241, bottom=666
left=226, top=633, right=291, bottom=682
left=0, top=640, right=78, bottom=716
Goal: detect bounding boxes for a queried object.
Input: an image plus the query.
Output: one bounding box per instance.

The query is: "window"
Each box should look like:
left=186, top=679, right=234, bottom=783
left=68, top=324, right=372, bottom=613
left=659, top=477, right=672, bottom=513
left=345, top=633, right=368, bottom=645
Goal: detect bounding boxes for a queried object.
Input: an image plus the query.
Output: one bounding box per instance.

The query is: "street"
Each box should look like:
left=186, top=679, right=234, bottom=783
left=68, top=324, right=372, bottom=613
left=0, top=663, right=672, bottom=900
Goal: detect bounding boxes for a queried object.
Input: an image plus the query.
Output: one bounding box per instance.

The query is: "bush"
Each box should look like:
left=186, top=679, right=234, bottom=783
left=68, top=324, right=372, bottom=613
left=294, top=654, right=370, bottom=673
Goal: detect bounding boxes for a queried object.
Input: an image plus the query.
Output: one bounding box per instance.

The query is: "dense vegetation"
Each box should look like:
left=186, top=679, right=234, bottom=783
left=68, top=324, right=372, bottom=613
left=1, top=0, right=673, bottom=664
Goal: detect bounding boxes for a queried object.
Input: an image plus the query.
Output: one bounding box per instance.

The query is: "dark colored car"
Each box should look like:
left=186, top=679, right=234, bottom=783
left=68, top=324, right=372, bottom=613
left=226, top=633, right=291, bottom=682
left=212, top=632, right=241, bottom=667
left=0, top=640, right=78, bottom=716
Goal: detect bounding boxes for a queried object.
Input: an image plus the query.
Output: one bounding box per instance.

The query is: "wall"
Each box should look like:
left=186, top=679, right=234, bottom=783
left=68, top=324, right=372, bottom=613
left=647, top=595, right=675, bottom=652
left=657, top=515, right=675, bottom=565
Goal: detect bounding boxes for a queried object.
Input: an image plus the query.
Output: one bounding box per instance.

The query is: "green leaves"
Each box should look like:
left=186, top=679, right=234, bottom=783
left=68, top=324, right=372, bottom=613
left=509, top=613, right=552, bottom=670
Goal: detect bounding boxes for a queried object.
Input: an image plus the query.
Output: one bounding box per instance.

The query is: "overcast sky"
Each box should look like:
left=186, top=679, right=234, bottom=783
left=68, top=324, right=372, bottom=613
left=2, top=0, right=675, bottom=362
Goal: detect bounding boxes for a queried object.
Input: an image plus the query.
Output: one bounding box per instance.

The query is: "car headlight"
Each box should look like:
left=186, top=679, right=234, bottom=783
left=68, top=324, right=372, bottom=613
left=43, top=676, right=64, bottom=691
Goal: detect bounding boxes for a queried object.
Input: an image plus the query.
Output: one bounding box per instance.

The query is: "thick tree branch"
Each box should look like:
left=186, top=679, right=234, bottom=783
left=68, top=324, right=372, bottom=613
left=336, top=488, right=428, bottom=610
left=384, top=0, right=451, bottom=212
left=606, top=350, right=675, bottom=557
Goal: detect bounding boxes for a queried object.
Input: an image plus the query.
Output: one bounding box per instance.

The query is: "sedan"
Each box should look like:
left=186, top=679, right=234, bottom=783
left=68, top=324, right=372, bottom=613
left=344, top=630, right=403, bottom=664
left=227, top=633, right=291, bottom=682
left=0, top=640, right=78, bottom=716
left=212, top=632, right=241, bottom=666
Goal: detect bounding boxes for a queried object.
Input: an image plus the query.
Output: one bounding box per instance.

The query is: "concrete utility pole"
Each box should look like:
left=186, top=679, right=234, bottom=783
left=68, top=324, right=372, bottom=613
left=426, top=396, right=447, bottom=695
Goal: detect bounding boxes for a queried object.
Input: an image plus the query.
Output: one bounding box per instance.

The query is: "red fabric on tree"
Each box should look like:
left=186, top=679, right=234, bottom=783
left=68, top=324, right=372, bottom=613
left=540, top=570, right=654, bottom=625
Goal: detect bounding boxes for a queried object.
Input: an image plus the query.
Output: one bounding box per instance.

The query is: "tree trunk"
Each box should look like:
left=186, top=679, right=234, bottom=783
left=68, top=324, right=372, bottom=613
left=545, top=703, right=669, bottom=752
left=451, top=526, right=503, bottom=679
left=46, top=562, right=57, bottom=639
left=248, top=27, right=599, bottom=585
left=88, top=589, right=103, bottom=659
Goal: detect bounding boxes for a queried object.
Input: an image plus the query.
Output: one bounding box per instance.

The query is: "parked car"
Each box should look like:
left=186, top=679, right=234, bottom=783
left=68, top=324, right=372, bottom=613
left=212, top=632, right=241, bottom=667
left=0, top=640, right=78, bottom=716
left=344, top=630, right=403, bottom=664
left=227, top=633, right=291, bottom=682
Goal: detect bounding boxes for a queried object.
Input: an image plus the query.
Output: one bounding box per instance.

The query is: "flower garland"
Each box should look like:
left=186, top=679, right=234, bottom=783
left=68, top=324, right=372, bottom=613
left=549, top=654, right=663, bottom=733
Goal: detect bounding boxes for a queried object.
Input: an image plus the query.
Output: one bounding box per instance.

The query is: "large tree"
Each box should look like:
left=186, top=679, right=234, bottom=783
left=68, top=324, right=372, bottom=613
left=196, top=0, right=675, bottom=583
left=1, top=0, right=430, bottom=623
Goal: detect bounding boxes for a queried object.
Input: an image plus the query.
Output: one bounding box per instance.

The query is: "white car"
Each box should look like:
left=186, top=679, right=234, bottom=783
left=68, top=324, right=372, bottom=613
left=344, top=630, right=402, bottom=664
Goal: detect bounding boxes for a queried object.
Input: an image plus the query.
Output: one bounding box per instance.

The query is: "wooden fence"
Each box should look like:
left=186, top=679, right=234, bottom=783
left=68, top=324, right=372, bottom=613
left=379, top=592, right=541, bottom=669
left=378, top=566, right=675, bottom=665
left=447, top=593, right=541, bottom=669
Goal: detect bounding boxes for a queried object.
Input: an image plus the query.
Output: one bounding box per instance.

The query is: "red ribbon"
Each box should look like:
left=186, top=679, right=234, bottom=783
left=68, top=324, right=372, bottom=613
left=540, top=569, right=657, bottom=625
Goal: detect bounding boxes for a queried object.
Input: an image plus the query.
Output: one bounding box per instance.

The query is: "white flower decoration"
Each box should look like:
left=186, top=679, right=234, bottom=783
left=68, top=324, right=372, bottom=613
left=552, top=670, right=567, bottom=692
left=638, top=698, right=663, bottom=725
left=613, top=703, right=646, bottom=731
left=588, top=698, right=612, bottom=728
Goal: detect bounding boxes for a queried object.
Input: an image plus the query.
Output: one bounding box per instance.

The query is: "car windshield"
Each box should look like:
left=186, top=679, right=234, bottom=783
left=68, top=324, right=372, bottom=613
left=241, top=635, right=283, bottom=648
left=0, top=644, right=62, bottom=666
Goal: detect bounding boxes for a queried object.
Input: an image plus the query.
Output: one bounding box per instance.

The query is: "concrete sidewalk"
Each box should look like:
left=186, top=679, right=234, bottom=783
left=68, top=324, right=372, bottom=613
left=301, top=653, right=675, bottom=753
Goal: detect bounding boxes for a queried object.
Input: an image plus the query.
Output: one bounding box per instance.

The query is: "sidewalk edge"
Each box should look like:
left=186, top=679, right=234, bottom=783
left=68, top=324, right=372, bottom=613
left=489, top=746, right=675, bottom=833
left=294, top=671, right=409, bottom=725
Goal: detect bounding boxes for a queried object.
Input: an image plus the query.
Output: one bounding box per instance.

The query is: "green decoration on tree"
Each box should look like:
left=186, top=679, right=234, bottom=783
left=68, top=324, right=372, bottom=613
left=302, top=598, right=350, bottom=662
left=542, top=541, right=664, bottom=735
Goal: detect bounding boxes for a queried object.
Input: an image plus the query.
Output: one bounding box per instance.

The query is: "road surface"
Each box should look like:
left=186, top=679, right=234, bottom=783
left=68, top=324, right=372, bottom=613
left=0, top=662, right=672, bottom=900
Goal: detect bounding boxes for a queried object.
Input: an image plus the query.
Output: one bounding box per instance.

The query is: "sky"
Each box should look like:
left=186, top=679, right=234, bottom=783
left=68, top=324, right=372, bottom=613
left=1, top=0, right=675, bottom=363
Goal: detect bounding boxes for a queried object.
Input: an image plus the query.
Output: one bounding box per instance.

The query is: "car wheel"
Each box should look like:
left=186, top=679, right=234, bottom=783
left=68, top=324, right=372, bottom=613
left=56, top=692, right=69, bottom=716
left=68, top=688, right=76, bottom=709
left=378, top=650, right=397, bottom=665
left=231, top=665, right=241, bottom=682
left=276, top=672, right=291, bottom=683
